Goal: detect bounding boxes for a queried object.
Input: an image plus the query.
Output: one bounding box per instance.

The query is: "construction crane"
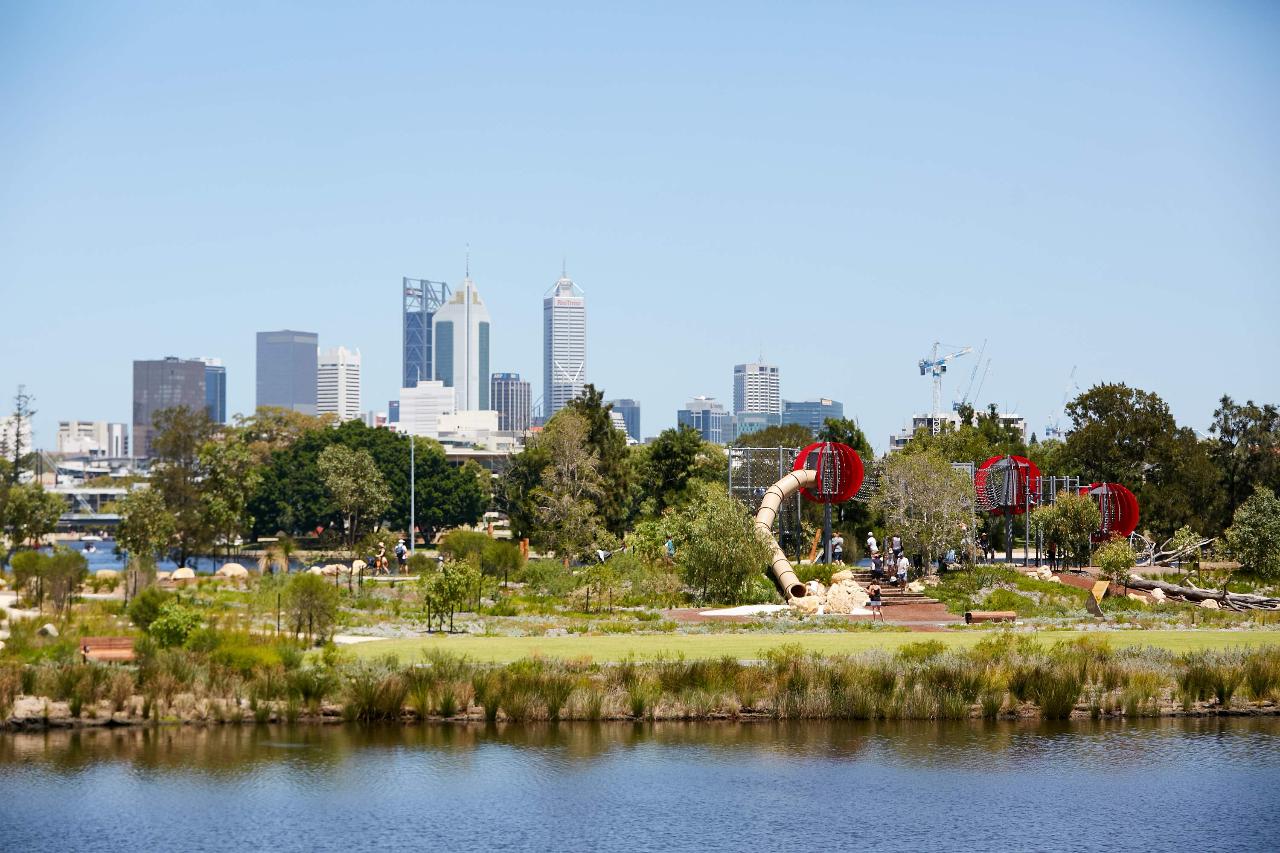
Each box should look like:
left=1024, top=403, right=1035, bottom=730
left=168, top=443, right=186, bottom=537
left=1044, top=366, right=1079, bottom=438
left=952, top=339, right=990, bottom=415
left=918, top=341, right=973, bottom=435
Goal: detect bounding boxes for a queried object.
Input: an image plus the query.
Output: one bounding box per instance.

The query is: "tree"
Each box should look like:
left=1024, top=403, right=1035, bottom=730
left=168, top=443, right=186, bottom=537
left=1031, top=491, right=1101, bottom=567
left=665, top=481, right=770, bottom=604
left=497, top=439, right=551, bottom=541
left=1209, top=396, right=1280, bottom=528
left=283, top=572, right=341, bottom=644
left=1094, top=537, right=1136, bottom=588
left=634, top=425, right=724, bottom=516
left=419, top=556, right=479, bottom=632
left=200, top=429, right=262, bottom=556
left=1224, top=487, right=1280, bottom=580
left=732, top=423, right=814, bottom=449
left=1062, top=384, right=1220, bottom=538
left=563, top=385, right=631, bottom=534
left=0, top=482, right=64, bottom=567
left=532, top=411, right=610, bottom=559
left=317, top=444, right=392, bottom=550
left=234, top=406, right=337, bottom=464
left=2, top=385, right=36, bottom=482
left=899, top=404, right=1028, bottom=464
left=8, top=547, right=87, bottom=613
left=871, top=450, right=973, bottom=569
left=148, top=406, right=217, bottom=567
left=116, top=486, right=177, bottom=597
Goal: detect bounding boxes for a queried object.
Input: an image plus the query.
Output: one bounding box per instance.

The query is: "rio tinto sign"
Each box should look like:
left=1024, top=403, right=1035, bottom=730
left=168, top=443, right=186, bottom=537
left=554, top=298, right=583, bottom=307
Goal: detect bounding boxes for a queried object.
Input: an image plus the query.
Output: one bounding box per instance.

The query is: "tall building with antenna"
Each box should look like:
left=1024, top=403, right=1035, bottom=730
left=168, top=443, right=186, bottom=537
left=543, top=267, right=586, bottom=419
left=433, top=265, right=492, bottom=411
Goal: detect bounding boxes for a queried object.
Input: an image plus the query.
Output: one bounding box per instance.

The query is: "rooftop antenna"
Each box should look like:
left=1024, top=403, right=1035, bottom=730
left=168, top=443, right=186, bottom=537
left=465, top=244, right=470, bottom=278
left=561, top=256, right=567, bottom=278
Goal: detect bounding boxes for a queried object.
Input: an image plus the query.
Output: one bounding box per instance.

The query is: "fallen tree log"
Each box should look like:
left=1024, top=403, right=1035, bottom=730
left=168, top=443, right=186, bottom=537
left=1124, top=576, right=1280, bottom=611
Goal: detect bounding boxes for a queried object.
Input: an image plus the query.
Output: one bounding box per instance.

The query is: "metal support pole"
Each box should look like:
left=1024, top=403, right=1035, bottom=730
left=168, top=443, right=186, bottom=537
left=409, top=433, right=415, bottom=555
left=823, top=503, right=832, bottom=566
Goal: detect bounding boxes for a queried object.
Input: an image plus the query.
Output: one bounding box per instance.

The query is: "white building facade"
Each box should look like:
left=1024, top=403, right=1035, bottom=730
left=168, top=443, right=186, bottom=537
left=57, top=421, right=129, bottom=457
left=397, top=380, right=457, bottom=438
left=677, top=396, right=729, bottom=444
left=317, top=346, right=362, bottom=422
left=543, top=273, right=586, bottom=419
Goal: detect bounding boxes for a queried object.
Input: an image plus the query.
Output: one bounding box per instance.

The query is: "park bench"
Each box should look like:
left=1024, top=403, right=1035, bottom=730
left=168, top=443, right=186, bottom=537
left=81, top=636, right=136, bottom=663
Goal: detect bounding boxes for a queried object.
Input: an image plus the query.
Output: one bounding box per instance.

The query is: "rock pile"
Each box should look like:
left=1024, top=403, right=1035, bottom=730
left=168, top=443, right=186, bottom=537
left=789, top=570, right=871, bottom=615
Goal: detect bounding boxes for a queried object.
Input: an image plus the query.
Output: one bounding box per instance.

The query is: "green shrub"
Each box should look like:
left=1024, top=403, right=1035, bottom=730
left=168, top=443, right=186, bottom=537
left=127, top=586, right=173, bottom=631
left=148, top=601, right=204, bottom=648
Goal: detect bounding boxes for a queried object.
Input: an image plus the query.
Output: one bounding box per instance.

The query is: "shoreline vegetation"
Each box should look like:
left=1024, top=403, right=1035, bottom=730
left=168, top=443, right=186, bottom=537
left=6, top=636, right=1280, bottom=731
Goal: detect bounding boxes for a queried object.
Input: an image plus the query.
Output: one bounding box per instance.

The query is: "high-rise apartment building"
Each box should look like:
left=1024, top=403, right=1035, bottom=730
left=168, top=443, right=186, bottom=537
left=197, top=357, right=227, bottom=424
left=733, top=362, right=781, bottom=416
left=677, top=396, right=728, bottom=444
left=317, top=346, right=362, bottom=422
left=608, top=399, right=641, bottom=443
left=783, top=398, right=844, bottom=435
left=433, top=277, right=491, bottom=410
left=256, top=330, right=318, bottom=415
left=543, top=272, right=586, bottom=419
left=402, top=277, right=450, bottom=389
left=57, top=421, right=129, bottom=458
left=491, top=373, right=532, bottom=432
left=133, top=357, right=207, bottom=458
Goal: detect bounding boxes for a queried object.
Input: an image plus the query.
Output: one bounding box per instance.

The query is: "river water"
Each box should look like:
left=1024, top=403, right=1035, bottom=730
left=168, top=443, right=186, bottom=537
left=2, top=719, right=1278, bottom=852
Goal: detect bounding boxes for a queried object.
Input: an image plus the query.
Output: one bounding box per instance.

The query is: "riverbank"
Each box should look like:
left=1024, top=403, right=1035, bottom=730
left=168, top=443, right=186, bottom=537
left=6, top=636, right=1280, bottom=731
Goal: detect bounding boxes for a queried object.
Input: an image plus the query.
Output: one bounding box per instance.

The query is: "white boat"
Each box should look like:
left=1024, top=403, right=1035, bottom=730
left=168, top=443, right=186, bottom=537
left=82, top=534, right=103, bottom=543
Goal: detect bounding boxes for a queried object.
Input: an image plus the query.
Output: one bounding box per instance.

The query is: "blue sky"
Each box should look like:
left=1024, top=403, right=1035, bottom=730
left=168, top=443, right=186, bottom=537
left=2, top=1, right=1277, bottom=452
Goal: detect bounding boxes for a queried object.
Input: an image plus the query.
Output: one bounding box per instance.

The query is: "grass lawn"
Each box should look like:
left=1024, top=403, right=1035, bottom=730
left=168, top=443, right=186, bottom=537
left=345, top=629, right=1280, bottom=663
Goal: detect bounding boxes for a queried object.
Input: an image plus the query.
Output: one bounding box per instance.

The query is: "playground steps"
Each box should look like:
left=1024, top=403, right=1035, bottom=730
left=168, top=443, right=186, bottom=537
left=844, top=570, right=940, bottom=606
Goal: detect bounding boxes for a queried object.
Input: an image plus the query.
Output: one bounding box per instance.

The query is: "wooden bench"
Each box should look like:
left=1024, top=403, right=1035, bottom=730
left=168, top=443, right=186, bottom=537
left=964, top=610, right=1017, bottom=625
left=81, top=636, right=136, bottom=663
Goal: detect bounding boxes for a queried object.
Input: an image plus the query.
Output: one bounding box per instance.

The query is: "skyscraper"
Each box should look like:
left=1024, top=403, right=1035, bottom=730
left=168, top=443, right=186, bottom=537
left=433, top=276, right=491, bottom=410
left=733, top=362, right=782, bottom=416
left=543, top=271, right=586, bottom=419
left=57, top=421, right=129, bottom=457
left=608, top=399, right=641, bottom=442
left=782, top=398, right=844, bottom=435
left=402, top=277, right=450, bottom=389
left=133, top=357, right=207, bottom=458
left=317, top=346, right=362, bottom=422
left=491, top=373, right=532, bottom=432
left=256, top=330, right=318, bottom=414
left=677, top=396, right=728, bottom=444
left=197, top=357, right=226, bottom=424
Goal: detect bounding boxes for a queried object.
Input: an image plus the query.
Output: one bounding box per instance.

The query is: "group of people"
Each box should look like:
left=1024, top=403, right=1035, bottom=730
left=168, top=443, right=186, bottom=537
left=366, top=539, right=411, bottom=575
left=866, top=531, right=911, bottom=586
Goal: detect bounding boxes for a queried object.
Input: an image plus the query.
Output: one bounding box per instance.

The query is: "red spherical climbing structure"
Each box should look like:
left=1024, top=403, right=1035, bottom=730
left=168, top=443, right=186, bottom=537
left=1079, top=482, right=1140, bottom=540
left=974, top=455, right=1041, bottom=516
left=792, top=442, right=864, bottom=504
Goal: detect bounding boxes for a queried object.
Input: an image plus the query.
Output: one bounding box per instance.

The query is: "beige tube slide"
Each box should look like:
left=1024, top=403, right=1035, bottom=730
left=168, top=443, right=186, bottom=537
left=754, top=467, right=817, bottom=600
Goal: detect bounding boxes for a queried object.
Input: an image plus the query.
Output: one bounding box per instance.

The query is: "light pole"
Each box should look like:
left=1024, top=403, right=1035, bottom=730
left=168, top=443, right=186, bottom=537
left=409, top=431, right=415, bottom=556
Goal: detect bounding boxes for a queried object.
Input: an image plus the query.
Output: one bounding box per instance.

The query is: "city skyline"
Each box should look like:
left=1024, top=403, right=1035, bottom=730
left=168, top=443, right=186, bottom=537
left=3, top=4, right=1277, bottom=451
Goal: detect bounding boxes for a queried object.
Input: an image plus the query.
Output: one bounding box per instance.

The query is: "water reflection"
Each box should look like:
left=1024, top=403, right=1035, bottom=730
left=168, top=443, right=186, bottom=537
left=3, top=717, right=1277, bottom=774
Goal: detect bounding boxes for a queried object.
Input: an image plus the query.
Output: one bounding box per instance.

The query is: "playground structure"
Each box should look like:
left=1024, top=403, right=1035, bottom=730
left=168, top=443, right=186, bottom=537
left=753, top=442, right=864, bottom=600
left=745, top=444, right=1149, bottom=599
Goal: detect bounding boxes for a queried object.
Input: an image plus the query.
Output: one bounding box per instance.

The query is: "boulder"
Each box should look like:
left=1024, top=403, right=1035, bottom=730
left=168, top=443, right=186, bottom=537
left=790, top=596, right=823, bottom=614
left=830, top=569, right=855, bottom=584
left=825, top=581, right=870, bottom=614
left=805, top=580, right=827, bottom=597
left=37, top=623, right=59, bottom=638
left=1150, top=588, right=1166, bottom=603
left=1199, top=598, right=1220, bottom=610
left=1044, top=576, right=1062, bottom=584
left=1126, top=593, right=1146, bottom=603
left=906, top=580, right=926, bottom=593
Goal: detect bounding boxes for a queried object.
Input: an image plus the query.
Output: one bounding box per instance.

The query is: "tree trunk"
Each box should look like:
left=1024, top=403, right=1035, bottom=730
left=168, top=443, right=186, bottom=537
left=1124, top=576, right=1280, bottom=610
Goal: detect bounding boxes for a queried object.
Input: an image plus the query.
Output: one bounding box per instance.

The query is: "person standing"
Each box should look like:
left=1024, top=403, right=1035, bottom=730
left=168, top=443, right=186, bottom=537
left=831, top=531, right=844, bottom=564
left=891, top=534, right=903, bottom=560
left=866, top=531, right=878, bottom=556
left=395, top=538, right=408, bottom=573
